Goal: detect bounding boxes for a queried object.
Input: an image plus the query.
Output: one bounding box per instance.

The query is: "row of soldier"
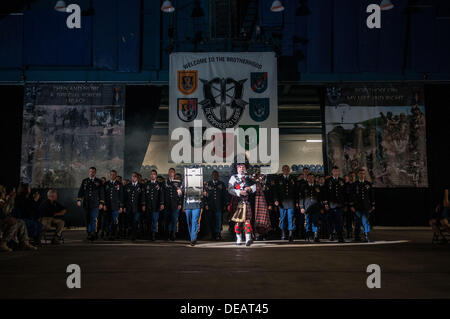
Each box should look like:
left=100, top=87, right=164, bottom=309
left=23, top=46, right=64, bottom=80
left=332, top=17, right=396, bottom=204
left=76, top=164, right=375, bottom=246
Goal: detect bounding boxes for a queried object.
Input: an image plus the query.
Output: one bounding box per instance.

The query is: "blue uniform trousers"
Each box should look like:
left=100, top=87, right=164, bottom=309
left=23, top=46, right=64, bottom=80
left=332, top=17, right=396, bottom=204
left=166, top=208, right=180, bottom=233
left=355, top=210, right=371, bottom=234
left=280, top=208, right=295, bottom=231
left=108, top=210, right=119, bottom=233
left=305, top=212, right=320, bottom=232
left=148, top=211, right=160, bottom=233
left=208, top=209, right=222, bottom=234
left=328, top=206, right=344, bottom=235
left=85, top=207, right=98, bottom=234
left=185, top=209, right=201, bottom=242
left=128, top=209, right=141, bottom=235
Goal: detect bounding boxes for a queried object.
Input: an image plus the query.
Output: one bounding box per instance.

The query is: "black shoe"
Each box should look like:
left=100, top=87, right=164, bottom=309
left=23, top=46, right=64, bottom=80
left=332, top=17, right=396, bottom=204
left=170, top=232, right=176, bottom=241
left=314, top=232, right=320, bottom=242
left=216, top=233, right=222, bottom=241
left=151, top=232, right=156, bottom=241
left=364, top=233, right=371, bottom=242
left=281, top=230, right=286, bottom=240
left=288, top=231, right=294, bottom=243
left=190, top=241, right=196, bottom=246
left=329, top=233, right=335, bottom=241
left=338, top=235, right=345, bottom=243
left=305, top=231, right=311, bottom=242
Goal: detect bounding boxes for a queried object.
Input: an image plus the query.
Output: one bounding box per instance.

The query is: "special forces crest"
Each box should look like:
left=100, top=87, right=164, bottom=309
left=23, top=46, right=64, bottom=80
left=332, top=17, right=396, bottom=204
left=177, top=98, right=197, bottom=122
left=249, top=98, right=270, bottom=122
left=178, top=70, right=198, bottom=95
left=250, top=72, right=268, bottom=93
left=199, top=77, right=248, bottom=129
left=326, top=87, right=342, bottom=106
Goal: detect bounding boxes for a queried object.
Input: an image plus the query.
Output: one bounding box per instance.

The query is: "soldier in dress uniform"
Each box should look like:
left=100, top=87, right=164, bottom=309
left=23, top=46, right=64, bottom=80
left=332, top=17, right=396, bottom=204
left=343, top=172, right=356, bottom=239
left=123, top=172, right=145, bottom=241
left=144, top=169, right=164, bottom=241
left=103, top=170, right=123, bottom=240
left=323, top=166, right=346, bottom=242
left=299, top=173, right=323, bottom=242
left=350, top=168, right=375, bottom=242
left=163, top=168, right=183, bottom=241
left=297, top=167, right=310, bottom=190
left=77, top=167, right=105, bottom=241
left=273, top=165, right=298, bottom=242
left=204, top=170, right=227, bottom=241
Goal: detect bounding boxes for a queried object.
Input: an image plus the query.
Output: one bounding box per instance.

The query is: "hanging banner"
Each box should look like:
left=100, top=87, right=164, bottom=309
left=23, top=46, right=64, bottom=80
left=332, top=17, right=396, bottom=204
left=325, top=84, right=428, bottom=188
left=20, top=84, right=126, bottom=188
left=169, top=52, right=278, bottom=169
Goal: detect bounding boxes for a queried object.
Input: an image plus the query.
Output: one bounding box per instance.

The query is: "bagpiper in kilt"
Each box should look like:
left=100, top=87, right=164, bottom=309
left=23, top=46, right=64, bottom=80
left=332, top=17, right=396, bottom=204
left=228, top=163, right=256, bottom=246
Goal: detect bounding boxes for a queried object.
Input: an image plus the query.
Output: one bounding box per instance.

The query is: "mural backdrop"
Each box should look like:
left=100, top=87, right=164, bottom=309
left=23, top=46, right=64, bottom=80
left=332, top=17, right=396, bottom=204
left=325, top=84, right=427, bottom=188
left=20, top=84, right=125, bottom=188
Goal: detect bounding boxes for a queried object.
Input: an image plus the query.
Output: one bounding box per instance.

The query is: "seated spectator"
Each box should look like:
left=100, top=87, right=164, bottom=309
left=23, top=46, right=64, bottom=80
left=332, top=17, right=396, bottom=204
left=430, top=186, right=450, bottom=244
left=0, top=185, right=37, bottom=252
left=39, top=189, right=66, bottom=245
left=14, top=183, right=43, bottom=245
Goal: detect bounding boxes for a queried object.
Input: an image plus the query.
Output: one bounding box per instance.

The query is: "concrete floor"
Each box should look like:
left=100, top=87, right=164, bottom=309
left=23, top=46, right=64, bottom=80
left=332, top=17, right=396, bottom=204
left=0, top=227, right=449, bottom=299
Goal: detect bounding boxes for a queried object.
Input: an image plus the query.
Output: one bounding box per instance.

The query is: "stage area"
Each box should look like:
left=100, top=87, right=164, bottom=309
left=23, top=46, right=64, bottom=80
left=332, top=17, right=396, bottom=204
left=0, top=227, right=449, bottom=299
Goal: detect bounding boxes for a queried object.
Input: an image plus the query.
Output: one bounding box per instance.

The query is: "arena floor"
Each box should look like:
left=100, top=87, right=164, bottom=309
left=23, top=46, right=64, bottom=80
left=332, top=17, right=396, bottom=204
left=0, top=227, right=449, bottom=299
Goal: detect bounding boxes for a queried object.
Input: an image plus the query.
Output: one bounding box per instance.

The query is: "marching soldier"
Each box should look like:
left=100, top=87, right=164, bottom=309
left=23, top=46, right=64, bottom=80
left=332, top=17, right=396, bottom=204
left=323, top=166, right=346, bottom=242
left=123, top=172, right=145, bottom=241
left=143, top=169, right=164, bottom=241
left=299, top=173, right=322, bottom=242
left=297, top=166, right=310, bottom=190
left=343, top=172, right=356, bottom=239
left=77, top=167, right=105, bottom=241
left=103, top=170, right=123, bottom=240
left=350, top=168, right=375, bottom=242
left=182, top=166, right=204, bottom=247
left=204, top=170, right=227, bottom=241
left=163, top=168, right=183, bottom=241
left=273, top=165, right=297, bottom=242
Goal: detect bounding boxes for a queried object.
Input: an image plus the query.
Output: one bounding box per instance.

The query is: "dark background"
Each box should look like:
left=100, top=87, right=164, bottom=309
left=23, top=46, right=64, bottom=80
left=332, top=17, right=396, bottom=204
left=1, top=83, right=449, bottom=226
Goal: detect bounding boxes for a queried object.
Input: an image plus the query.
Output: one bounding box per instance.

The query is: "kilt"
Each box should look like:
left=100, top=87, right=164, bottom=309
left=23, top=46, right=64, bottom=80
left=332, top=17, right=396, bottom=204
left=230, top=196, right=252, bottom=222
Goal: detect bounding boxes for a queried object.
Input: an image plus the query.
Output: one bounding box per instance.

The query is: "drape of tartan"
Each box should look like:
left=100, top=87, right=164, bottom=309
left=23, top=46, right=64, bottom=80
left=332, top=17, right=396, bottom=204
left=254, top=184, right=271, bottom=232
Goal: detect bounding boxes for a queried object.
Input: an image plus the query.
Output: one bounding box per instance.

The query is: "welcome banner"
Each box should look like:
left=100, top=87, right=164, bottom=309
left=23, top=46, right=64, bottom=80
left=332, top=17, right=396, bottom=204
left=169, top=52, right=278, bottom=167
